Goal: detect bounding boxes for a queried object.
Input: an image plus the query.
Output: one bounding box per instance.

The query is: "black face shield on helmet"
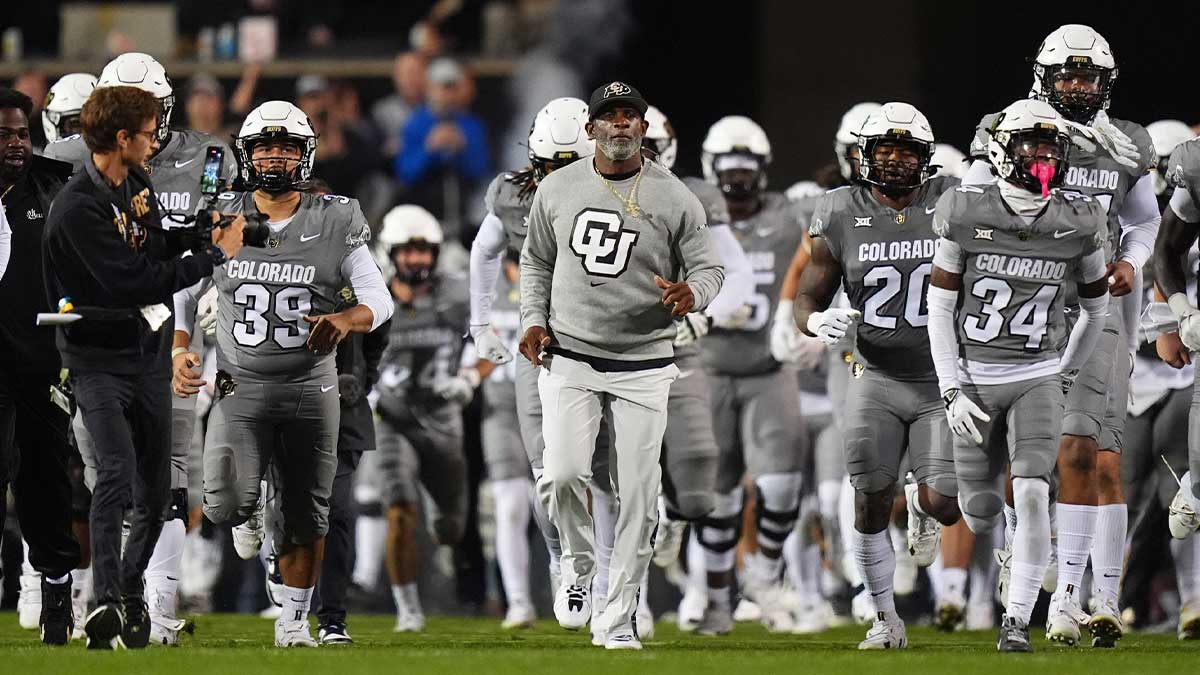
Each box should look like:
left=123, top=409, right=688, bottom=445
left=713, top=153, right=767, bottom=202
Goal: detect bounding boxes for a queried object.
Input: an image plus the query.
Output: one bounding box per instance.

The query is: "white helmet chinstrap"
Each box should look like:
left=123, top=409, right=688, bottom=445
left=97, top=52, right=174, bottom=141
left=528, top=97, right=593, bottom=178
left=701, top=115, right=771, bottom=199
left=986, top=99, right=1072, bottom=196
left=1031, top=24, right=1117, bottom=124
left=235, top=101, right=318, bottom=194
left=42, top=73, right=97, bottom=143
left=643, top=105, right=677, bottom=170
left=854, top=102, right=935, bottom=196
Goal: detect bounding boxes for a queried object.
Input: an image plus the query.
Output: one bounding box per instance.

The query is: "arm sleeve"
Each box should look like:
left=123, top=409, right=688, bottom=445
left=519, top=190, right=556, bottom=331
left=1074, top=248, right=1108, bottom=284
left=702, top=224, right=752, bottom=322
left=1170, top=186, right=1200, bottom=223
left=961, top=159, right=997, bottom=187
left=674, top=200, right=725, bottom=312
left=340, top=246, right=393, bottom=330
left=172, top=275, right=213, bottom=336
left=933, top=239, right=965, bottom=274
left=926, top=284, right=962, bottom=394
left=1060, top=292, right=1110, bottom=374
left=0, top=200, right=10, bottom=283
left=469, top=212, right=508, bottom=327
left=1117, top=173, right=1161, bottom=270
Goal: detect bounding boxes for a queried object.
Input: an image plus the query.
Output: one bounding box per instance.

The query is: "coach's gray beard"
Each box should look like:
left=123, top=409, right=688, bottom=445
left=598, top=136, right=640, bottom=162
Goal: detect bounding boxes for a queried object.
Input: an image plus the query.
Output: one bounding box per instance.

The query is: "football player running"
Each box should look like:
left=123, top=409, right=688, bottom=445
left=172, top=101, right=392, bottom=647
left=963, top=25, right=1157, bottom=648
left=795, top=102, right=962, bottom=649
left=928, top=99, right=1109, bottom=652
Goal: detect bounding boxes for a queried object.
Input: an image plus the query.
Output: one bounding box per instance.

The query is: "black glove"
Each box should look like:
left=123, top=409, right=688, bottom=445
left=338, top=373, right=364, bottom=407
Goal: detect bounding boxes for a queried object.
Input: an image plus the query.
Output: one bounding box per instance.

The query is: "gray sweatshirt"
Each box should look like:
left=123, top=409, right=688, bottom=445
left=520, top=158, right=724, bottom=362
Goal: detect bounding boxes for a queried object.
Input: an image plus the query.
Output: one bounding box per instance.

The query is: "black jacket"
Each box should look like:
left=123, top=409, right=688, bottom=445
left=43, top=159, right=215, bottom=374
left=335, top=318, right=389, bottom=452
left=0, top=155, right=73, bottom=377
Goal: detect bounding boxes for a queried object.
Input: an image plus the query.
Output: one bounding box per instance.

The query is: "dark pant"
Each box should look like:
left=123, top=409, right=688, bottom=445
left=72, top=369, right=171, bottom=605
left=316, top=449, right=362, bottom=626
left=0, top=369, right=80, bottom=579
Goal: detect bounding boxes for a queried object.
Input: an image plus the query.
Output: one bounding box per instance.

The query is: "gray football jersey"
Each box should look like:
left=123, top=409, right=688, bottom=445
left=211, top=191, right=372, bottom=383
left=376, top=273, right=470, bottom=415
left=810, top=176, right=959, bottom=380
left=480, top=270, right=522, bottom=404
left=1166, top=137, right=1200, bottom=217
left=969, top=112, right=1154, bottom=252
left=484, top=172, right=533, bottom=252
left=682, top=177, right=731, bottom=225
left=702, top=192, right=806, bottom=376
left=41, top=129, right=238, bottom=230
left=934, top=184, right=1107, bottom=366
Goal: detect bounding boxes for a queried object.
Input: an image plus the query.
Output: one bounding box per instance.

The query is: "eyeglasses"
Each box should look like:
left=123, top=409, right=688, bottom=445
left=130, top=129, right=158, bottom=142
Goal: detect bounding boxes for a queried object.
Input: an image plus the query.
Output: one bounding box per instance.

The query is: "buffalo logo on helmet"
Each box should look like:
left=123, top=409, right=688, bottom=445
left=603, top=82, right=632, bottom=98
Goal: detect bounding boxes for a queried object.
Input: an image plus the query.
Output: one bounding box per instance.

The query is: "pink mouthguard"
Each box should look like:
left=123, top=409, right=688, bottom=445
left=1030, top=161, right=1055, bottom=197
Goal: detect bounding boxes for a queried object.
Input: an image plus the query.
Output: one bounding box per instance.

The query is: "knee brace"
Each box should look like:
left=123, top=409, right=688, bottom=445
left=695, top=487, right=743, bottom=569
left=755, top=473, right=802, bottom=553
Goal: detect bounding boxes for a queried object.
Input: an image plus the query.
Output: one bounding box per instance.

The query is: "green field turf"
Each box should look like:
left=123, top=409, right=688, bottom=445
left=0, top=613, right=1197, bottom=675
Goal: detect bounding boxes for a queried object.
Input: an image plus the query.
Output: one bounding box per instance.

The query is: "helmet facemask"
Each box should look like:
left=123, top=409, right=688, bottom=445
left=1035, top=62, right=1115, bottom=124
left=1000, top=127, right=1070, bottom=196
left=857, top=135, right=932, bottom=198
left=391, top=241, right=440, bottom=286
left=713, top=153, right=766, bottom=202
left=236, top=133, right=315, bottom=194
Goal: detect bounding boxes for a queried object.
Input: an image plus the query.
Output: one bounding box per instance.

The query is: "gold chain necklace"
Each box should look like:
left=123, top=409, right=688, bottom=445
left=596, top=164, right=644, bottom=217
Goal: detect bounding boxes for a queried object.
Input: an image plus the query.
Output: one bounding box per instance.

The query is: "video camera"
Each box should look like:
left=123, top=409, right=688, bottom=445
left=163, top=146, right=271, bottom=248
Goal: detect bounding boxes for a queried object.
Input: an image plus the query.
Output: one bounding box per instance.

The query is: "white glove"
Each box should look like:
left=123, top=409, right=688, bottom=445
left=674, top=313, right=712, bottom=347
left=943, top=388, right=991, bottom=445
left=713, top=304, right=753, bottom=330
left=434, top=367, right=482, bottom=405
left=1061, top=113, right=1140, bottom=169
left=1168, top=293, right=1200, bottom=352
left=770, top=300, right=822, bottom=368
left=805, top=308, right=861, bottom=346
left=470, top=324, right=513, bottom=364
left=198, top=286, right=219, bottom=337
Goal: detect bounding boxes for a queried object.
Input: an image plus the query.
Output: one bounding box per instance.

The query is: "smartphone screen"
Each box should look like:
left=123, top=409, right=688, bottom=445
left=201, top=146, right=225, bottom=196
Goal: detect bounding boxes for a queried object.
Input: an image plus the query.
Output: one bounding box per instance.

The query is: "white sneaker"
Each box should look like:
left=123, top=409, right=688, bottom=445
left=1088, top=591, right=1124, bottom=648
left=393, top=604, right=426, bottom=633
left=274, top=619, right=318, bottom=647
left=966, top=602, right=996, bottom=630
left=653, top=505, right=687, bottom=568
left=1179, top=600, right=1200, bottom=640
left=677, top=585, right=706, bottom=632
left=732, top=598, right=762, bottom=622
left=232, top=487, right=267, bottom=560
left=994, top=548, right=1012, bottom=608
left=18, top=571, right=42, bottom=630
left=604, top=632, right=642, bottom=650
left=904, top=482, right=941, bottom=567
left=857, top=613, right=907, bottom=649
left=501, top=602, right=536, bottom=629
left=850, top=588, right=875, bottom=625
left=1046, top=589, right=1089, bottom=646
left=791, top=599, right=834, bottom=634
left=1170, top=487, right=1200, bottom=539
left=553, top=583, right=591, bottom=631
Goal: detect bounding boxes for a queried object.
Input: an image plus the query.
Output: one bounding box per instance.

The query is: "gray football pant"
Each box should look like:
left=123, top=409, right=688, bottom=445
left=956, top=375, right=1062, bottom=532
left=1063, top=304, right=1127, bottom=451
left=202, top=377, right=339, bottom=547
left=659, top=349, right=719, bottom=519
left=376, top=401, right=468, bottom=544
left=537, top=354, right=677, bottom=636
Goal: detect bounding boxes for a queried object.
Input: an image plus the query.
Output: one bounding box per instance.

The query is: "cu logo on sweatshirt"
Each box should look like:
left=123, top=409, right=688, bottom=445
left=570, top=208, right=639, bottom=278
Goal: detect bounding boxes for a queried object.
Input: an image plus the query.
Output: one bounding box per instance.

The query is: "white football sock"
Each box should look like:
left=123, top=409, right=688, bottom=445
left=940, top=566, right=968, bottom=604
left=492, top=477, right=533, bottom=608
left=853, top=528, right=896, bottom=619
left=686, top=533, right=706, bottom=592
left=1009, top=478, right=1050, bottom=623
left=352, top=515, right=386, bottom=589
left=280, top=585, right=313, bottom=623
left=968, top=529, right=1000, bottom=609
left=1090, top=503, right=1126, bottom=600
left=1172, top=535, right=1200, bottom=606
left=145, top=518, right=185, bottom=617
left=1055, top=502, right=1097, bottom=594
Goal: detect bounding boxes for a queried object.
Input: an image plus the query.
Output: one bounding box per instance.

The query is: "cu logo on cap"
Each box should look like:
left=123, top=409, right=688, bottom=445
left=604, top=82, right=631, bottom=98
left=570, top=208, right=639, bottom=278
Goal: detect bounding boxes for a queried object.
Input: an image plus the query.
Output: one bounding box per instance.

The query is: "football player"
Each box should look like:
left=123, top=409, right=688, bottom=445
left=373, top=205, right=476, bottom=633
left=928, top=99, right=1109, bottom=652
left=172, top=101, right=392, bottom=647
left=42, top=52, right=239, bottom=645
left=963, top=25, right=1157, bottom=648
left=796, top=102, right=962, bottom=648
left=41, top=73, right=96, bottom=144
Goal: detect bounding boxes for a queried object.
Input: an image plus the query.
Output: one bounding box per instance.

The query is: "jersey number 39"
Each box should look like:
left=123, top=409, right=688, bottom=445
left=232, top=284, right=313, bottom=349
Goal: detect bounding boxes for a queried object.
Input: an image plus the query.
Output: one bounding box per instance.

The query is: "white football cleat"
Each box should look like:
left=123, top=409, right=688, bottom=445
left=904, top=482, right=941, bottom=567
left=676, top=585, right=706, bottom=632
left=501, top=602, right=536, bottom=630
left=18, top=571, right=42, bottom=630
left=994, top=548, right=1012, bottom=608
left=1088, top=591, right=1124, bottom=648
left=1046, top=589, right=1089, bottom=646
left=232, top=487, right=267, bottom=561
left=1170, top=487, right=1200, bottom=539
left=732, top=597, right=762, bottom=623
left=604, top=631, right=642, bottom=650
left=857, top=613, right=907, bottom=649
left=1178, top=600, right=1200, bottom=640
left=791, top=598, right=834, bottom=634
left=553, top=583, right=591, bottom=631
left=274, top=619, right=318, bottom=647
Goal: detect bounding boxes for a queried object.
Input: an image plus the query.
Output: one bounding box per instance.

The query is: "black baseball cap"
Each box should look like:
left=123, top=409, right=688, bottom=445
left=588, top=81, right=648, bottom=119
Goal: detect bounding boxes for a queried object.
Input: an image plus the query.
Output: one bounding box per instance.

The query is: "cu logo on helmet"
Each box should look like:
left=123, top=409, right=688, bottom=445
left=570, top=209, right=639, bottom=278
left=604, top=82, right=631, bottom=98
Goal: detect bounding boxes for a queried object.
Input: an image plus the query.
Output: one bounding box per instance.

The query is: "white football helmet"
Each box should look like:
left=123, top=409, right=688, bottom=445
left=1031, top=24, right=1117, bottom=123
left=97, top=52, right=174, bottom=141
left=835, top=102, right=881, bottom=181
left=1147, top=119, right=1195, bottom=195
left=528, top=97, right=593, bottom=178
left=986, top=99, right=1072, bottom=194
left=234, top=101, right=318, bottom=193
left=644, top=105, right=677, bottom=170
left=855, top=102, right=935, bottom=195
left=931, top=143, right=968, bottom=179
left=377, top=205, right=443, bottom=284
left=42, top=73, right=97, bottom=143
left=786, top=180, right=824, bottom=202
left=701, top=116, right=771, bottom=198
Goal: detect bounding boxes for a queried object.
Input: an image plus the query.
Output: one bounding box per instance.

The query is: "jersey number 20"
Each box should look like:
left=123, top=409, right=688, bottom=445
left=862, top=263, right=932, bottom=329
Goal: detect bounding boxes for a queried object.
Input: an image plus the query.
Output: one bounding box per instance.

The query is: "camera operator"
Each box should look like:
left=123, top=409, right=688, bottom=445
left=41, top=85, right=244, bottom=650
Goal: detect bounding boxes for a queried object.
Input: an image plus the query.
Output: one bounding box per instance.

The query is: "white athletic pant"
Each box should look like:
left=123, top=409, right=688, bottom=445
left=537, top=354, right=677, bottom=635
